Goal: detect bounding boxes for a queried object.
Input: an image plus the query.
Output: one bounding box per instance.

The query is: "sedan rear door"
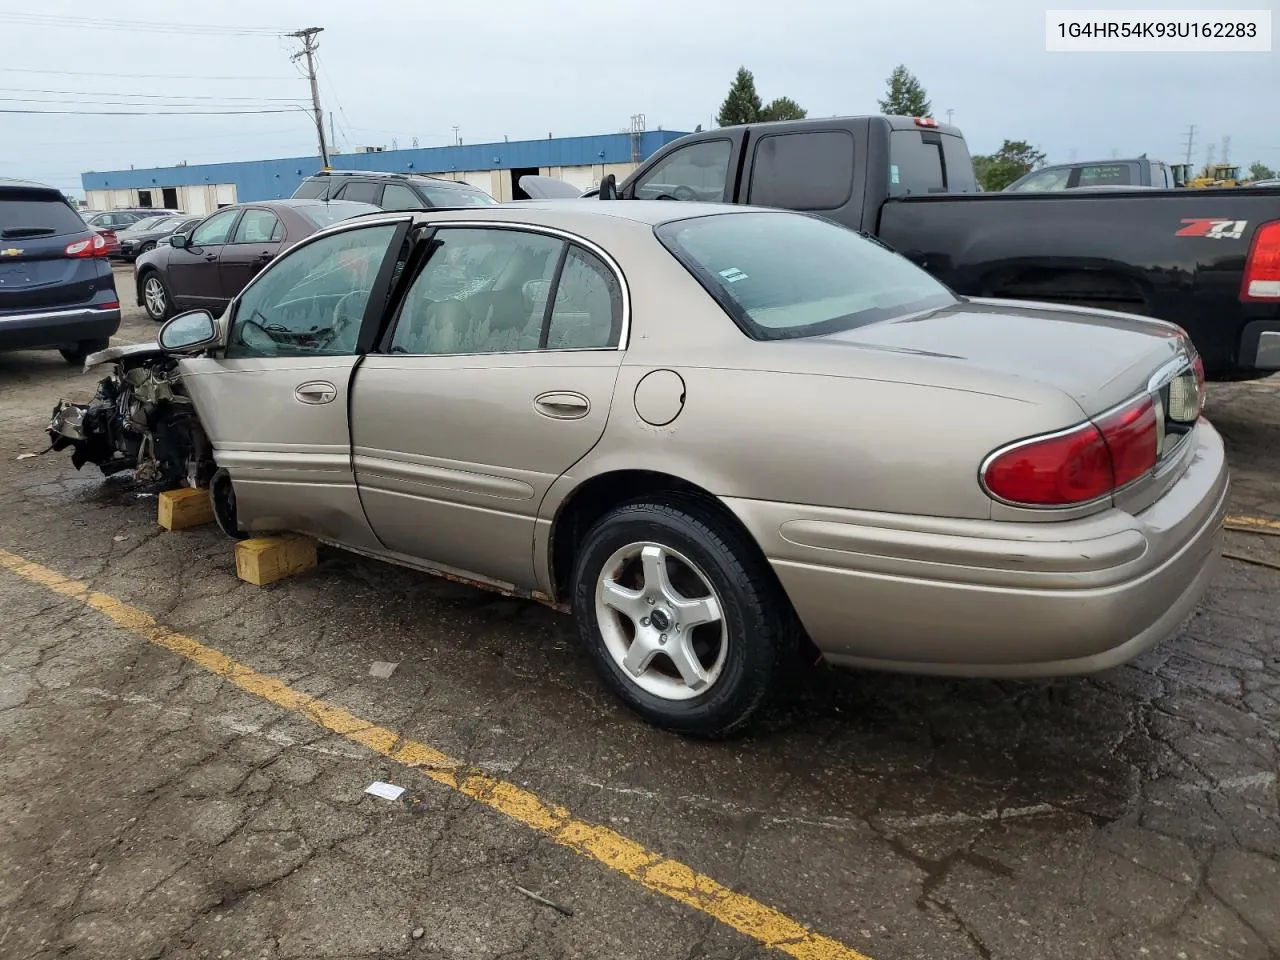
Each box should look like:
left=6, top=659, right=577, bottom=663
left=178, top=218, right=411, bottom=549
left=349, top=223, right=626, bottom=591
left=217, top=206, right=285, bottom=305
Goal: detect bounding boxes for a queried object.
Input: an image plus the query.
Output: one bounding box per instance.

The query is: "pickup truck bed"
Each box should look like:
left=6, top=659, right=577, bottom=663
left=878, top=186, right=1280, bottom=378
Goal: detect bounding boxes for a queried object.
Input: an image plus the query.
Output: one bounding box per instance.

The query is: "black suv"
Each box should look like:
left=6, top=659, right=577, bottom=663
left=1, top=179, right=121, bottom=364
left=291, top=169, right=497, bottom=209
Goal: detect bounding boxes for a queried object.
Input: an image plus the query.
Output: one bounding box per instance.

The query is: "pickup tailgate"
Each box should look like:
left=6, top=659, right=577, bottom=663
left=825, top=297, right=1186, bottom=416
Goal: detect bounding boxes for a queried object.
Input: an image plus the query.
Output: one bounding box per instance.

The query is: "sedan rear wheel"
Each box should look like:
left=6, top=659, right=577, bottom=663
left=139, top=241, right=156, bottom=254
left=142, top=273, right=171, bottom=322
left=571, top=498, right=793, bottom=738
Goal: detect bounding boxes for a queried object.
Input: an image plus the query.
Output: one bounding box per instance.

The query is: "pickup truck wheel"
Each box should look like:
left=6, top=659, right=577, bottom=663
left=58, top=339, right=109, bottom=366
left=142, top=272, right=172, bottom=322
left=570, top=498, right=792, bottom=738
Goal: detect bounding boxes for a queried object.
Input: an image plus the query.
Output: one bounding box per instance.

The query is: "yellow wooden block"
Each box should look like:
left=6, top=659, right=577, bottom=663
left=234, top=534, right=317, bottom=587
left=157, top=488, right=214, bottom=531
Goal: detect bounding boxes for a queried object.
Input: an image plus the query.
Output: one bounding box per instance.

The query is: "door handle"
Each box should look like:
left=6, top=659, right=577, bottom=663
left=204, top=253, right=217, bottom=262
left=294, top=380, right=337, bottom=404
left=534, top=391, right=590, bottom=420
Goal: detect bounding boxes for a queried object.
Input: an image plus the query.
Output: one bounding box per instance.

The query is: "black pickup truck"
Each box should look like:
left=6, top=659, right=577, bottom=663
left=525, top=115, right=1280, bottom=379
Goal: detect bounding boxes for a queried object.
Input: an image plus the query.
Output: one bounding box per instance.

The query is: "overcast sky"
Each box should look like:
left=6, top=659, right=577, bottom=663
left=2, top=0, right=1275, bottom=196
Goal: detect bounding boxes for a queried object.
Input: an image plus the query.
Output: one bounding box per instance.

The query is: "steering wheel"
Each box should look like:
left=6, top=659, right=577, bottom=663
left=328, top=289, right=368, bottom=349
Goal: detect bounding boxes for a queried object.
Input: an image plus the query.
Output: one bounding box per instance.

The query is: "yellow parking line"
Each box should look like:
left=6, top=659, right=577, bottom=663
left=0, top=547, right=872, bottom=960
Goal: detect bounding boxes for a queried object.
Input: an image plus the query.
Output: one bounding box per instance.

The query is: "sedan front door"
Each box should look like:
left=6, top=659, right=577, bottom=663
left=218, top=206, right=284, bottom=306
left=349, top=224, right=626, bottom=591
left=166, top=207, right=240, bottom=310
left=178, top=218, right=411, bottom=549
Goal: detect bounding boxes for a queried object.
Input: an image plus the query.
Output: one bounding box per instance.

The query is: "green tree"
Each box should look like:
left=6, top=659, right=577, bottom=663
left=878, top=65, right=931, bottom=118
left=717, top=67, right=764, bottom=127
left=760, top=96, right=807, bottom=122
left=971, top=140, right=1047, bottom=191
left=1250, top=161, right=1276, bottom=181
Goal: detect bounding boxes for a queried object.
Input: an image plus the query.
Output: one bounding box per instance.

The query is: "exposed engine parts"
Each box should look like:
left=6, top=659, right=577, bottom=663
left=47, top=346, right=214, bottom=490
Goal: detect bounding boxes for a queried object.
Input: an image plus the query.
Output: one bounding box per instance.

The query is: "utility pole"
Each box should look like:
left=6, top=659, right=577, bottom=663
left=452, top=126, right=460, bottom=145
left=287, top=27, right=328, bottom=167
left=1221, top=135, right=1231, bottom=166
left=945, top=108, right=953, bottom=125
left=1183, top=124, right=1197, bottom=165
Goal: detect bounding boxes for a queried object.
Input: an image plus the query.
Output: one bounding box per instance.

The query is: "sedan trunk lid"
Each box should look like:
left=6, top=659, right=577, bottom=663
left=820, top=296, right=1187, bottom=416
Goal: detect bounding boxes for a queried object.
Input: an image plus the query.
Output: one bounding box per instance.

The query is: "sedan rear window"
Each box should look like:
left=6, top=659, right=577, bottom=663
left=655, top=212, right=956, bottom=340
left=296, top=200, right=382, bottom=228
left=1, top=195, right=88, bottom=239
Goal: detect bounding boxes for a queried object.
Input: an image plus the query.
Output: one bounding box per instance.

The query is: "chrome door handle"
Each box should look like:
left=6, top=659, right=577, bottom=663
left=295, top=380, right=337, bottom=404
left=534, top=391, right=590, bottom=419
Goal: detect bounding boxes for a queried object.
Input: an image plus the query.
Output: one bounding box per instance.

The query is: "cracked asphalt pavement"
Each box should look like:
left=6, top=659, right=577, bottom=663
left=1, top=267, right=1278, bottom=960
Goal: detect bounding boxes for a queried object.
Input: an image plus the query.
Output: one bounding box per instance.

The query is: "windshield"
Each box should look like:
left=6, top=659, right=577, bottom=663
left=416, top=179, right=498, bottom=207
left=124, top=216, right=167, bottom=232
left=147, top=217, right=182, bottom=232
left=655, top=211, right=957, bottom=340
left=297, top=200, right=382, bottom=227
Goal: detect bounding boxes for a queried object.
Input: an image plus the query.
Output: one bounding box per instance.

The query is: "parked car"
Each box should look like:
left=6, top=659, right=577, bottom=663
left=523, top=116, right=1280, bottom=380
left=1005, top=156, right=1175, bottom=192
left=115, top=214, right=203, bottom=262
left=0, top=178, right=120, bottom=364
left=133, top=199, right=379, bottom=321
left=49, top=201, right=1227, bottom=736
left=292, top=169, right=498, bottom=209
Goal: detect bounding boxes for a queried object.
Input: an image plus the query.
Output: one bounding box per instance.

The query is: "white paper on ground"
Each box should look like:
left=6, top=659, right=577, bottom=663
left=364, top=781, right=405, bottom=802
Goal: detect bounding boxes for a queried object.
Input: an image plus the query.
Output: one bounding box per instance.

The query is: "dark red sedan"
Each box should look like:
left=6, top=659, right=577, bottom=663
left=133, top=198, right=379, bottom=321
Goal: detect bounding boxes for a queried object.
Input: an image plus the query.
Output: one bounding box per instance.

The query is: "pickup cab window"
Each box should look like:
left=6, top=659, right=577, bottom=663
left=631, top=140, right=732, bottom=202
left=1008, top=168, right=1072, bottom=192
left=747, top=130, right=854, bottom=210
left=888, top=130, right=976, bottom=195
left=1077, top=164, right=1133, bottom=187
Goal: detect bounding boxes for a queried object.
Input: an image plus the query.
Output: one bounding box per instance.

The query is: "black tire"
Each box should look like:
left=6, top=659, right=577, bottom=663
left=140, top=270, right=172, bottom=322
left=570, top=497, right=793, bottom=738
left=140, top=241, right=156, bottom=254
left=58, top=338, right=109, bottom=366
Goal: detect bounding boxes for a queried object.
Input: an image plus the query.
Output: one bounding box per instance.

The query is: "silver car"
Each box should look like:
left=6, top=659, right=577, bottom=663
left=50, top=201, right=1228, bottom=736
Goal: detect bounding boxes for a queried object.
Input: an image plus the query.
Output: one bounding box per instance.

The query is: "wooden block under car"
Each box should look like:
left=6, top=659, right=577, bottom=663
left=157, top=487, right=214, bottom=531
left=234, top=534, right=318, bottom=587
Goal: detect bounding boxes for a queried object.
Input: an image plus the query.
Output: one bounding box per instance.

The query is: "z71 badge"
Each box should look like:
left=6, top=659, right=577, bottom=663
left=1176, top=218, right=1248, bottom=239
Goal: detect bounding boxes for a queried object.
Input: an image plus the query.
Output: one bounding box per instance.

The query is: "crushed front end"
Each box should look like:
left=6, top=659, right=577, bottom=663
left=47, top=346, right=214, bottom=489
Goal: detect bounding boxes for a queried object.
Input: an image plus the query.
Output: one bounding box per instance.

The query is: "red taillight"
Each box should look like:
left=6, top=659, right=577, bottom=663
left=1241, top=220, right=1280, bottom=301
left=65, top=233, right=108, bottom=258
left=1097, top=396, right=1158, bottom=488
left=100, top=300, right=120, bottom=310
left=982, top=396, right=1158, bottom=507
left=913, top=116, right=938, bottom=127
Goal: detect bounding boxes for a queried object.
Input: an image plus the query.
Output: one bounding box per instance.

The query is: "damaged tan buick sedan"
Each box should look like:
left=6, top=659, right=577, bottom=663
left=48, top=201, right=1228, bottom=736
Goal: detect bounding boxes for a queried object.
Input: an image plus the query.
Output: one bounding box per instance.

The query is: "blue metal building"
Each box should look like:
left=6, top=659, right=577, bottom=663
left=81, top=130, right=689, bottom=212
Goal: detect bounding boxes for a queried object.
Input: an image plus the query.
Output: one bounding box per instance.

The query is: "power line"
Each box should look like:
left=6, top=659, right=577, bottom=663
left=0, top=86, right=303, bottom=103
left=1, top=96, right=307, bottom=110
left=0, top=67, right=295, bottom=81
left=0, top=13, right=288, bottom=37
left=1, top=107, right=303, bottom=116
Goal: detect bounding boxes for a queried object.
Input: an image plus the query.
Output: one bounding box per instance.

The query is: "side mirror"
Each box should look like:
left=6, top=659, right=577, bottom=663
left=169, top=233, right=188, bottom=248
left=598, top=174, right=618, bottom=200
left=158, top=309, right=219, bottom=353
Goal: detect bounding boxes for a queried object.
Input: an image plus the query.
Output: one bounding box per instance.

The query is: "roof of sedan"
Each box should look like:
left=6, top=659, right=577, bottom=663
left=499, top=199, right=758, bottom=225
left=334, top=200, right=767, bottom=230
